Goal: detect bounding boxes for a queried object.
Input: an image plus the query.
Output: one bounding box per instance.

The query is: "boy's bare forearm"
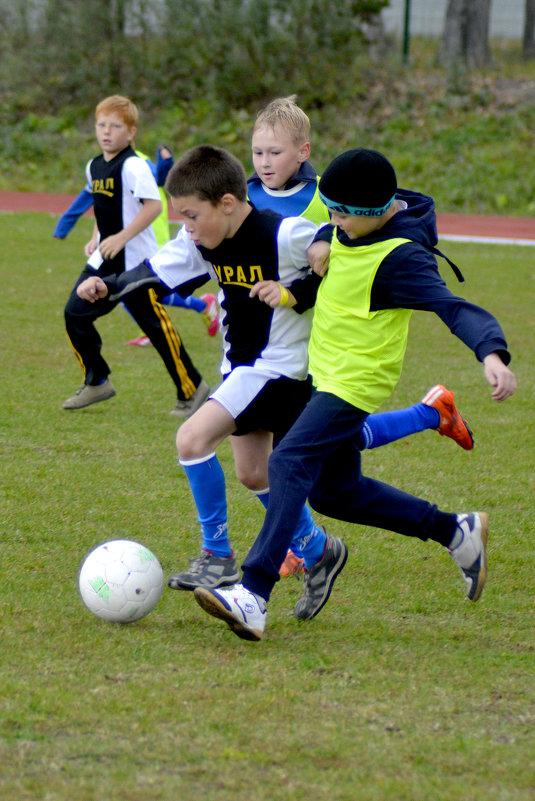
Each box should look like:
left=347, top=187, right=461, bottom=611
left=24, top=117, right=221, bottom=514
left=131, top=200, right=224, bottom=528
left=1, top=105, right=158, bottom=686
left=99, top=198, right=162, bottom=260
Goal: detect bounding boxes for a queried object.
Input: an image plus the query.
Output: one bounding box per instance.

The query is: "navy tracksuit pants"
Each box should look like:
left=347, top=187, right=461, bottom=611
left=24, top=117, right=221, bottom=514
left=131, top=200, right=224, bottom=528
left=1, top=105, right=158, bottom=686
left=242, top=389, right=458, bottom=601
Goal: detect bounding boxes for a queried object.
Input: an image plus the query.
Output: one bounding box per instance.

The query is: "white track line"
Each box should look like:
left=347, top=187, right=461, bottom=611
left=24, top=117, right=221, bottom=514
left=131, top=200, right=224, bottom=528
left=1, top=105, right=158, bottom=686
left=440, top=234, right=535, bottom=246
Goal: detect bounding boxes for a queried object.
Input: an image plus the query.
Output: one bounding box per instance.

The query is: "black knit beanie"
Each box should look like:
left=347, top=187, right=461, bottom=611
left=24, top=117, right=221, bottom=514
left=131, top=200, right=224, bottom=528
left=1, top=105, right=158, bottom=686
left=319, top=148, right=397, bottom=217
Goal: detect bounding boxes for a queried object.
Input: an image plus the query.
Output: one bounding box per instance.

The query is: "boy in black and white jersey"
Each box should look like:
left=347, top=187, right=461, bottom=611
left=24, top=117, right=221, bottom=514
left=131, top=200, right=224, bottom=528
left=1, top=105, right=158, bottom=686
left=76, top=143, right=330, bottom=591
left=63, top=95, right=208, bottom=415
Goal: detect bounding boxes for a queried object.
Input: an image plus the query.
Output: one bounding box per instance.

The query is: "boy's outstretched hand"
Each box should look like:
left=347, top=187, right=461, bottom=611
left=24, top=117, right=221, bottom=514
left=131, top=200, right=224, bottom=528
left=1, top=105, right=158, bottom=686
left=77, top=276, right=109, bottom=303
left=483, top=352, right=517, bottom=401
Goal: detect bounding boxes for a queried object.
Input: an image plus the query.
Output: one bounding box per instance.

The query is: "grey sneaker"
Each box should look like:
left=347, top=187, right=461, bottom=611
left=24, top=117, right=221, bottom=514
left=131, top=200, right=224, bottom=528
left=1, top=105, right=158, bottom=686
left=194, top=584, right=267, bottom=641
left=294, top=536, right=348, bottom=621
left=170, top=379, right=211, bottom=418
left=62, top=379, right=116, bottom=410
left=168, top=550, right=240, bottom=591
left=449, top=512, right=489, bottom=601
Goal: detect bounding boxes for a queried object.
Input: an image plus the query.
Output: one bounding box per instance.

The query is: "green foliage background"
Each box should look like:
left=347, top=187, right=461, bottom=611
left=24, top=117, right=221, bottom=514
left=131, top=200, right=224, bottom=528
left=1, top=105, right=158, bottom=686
left=1, top=1, right=535, bottom=215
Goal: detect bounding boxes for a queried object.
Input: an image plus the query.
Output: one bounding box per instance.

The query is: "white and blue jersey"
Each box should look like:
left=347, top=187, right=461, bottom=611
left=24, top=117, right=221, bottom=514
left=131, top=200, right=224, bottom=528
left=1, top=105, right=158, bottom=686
left=247, top=162, right=330, bottom=226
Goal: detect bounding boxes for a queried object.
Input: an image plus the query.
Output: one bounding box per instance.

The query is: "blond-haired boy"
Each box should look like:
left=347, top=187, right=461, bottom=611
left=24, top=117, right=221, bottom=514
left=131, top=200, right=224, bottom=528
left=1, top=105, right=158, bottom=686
left=248, top=95, right=330, bottom=226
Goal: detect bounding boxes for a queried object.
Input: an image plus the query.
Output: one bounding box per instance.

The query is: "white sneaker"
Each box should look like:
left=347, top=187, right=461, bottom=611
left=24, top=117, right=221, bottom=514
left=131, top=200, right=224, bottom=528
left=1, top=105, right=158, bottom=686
left=449, top=512, right=489, bottom=601
left=193, top=583, right=267, bottom=641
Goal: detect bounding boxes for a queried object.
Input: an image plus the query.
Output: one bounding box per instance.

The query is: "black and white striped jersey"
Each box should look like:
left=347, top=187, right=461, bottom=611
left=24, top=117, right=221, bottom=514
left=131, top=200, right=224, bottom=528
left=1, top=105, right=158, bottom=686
left=150, top=207, right=318, bottom=379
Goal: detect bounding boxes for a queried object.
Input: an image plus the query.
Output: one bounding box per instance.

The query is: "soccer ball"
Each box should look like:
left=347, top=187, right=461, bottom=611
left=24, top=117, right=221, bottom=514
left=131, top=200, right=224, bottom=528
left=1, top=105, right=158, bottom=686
left=78, top=539, right=164, bottom=623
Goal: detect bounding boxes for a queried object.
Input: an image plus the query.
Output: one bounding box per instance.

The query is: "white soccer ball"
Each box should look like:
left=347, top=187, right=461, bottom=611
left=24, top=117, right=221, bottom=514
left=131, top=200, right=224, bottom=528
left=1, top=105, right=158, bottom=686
left=78, top=539, right=164, bottom=623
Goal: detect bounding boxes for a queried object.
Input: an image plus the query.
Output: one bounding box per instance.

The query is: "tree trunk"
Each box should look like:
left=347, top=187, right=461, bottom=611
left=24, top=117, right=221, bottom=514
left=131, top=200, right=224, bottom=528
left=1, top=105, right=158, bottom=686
left=523, top=0, right=535, bottom=58
left=439, top=0, right=492, bottom=68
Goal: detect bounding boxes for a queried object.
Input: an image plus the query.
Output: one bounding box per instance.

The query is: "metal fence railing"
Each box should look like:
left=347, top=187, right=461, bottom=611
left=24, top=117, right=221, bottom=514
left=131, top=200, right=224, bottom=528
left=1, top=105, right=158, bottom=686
left=382, top=0, right=526, bottom=40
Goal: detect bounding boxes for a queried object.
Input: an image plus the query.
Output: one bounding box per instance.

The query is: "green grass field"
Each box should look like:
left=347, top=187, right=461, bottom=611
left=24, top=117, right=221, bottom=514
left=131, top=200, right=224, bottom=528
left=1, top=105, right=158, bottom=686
left=1, top=212, right=533, bottom=801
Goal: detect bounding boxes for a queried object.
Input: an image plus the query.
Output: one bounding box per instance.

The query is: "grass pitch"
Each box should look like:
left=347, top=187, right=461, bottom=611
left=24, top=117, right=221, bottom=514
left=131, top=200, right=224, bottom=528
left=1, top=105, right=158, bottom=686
left=1, top=212, right=534, bottom=801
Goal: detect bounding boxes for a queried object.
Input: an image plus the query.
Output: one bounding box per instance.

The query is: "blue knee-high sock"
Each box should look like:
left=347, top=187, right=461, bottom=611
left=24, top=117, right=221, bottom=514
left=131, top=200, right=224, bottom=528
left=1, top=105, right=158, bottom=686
left=359, top=405, right=440, bottom=450
left=162, top=293, right=206, bottom=313
left=255, top=489, right=326, bottom=568
left=180, top=453, right=231, bottom=557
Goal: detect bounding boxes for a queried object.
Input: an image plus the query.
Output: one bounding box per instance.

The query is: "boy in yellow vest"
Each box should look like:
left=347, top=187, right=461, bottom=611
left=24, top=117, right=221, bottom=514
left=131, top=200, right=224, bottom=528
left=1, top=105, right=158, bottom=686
left=194, top=148, right=517, bottom=641
left=248, top=96, right=475, bottom=577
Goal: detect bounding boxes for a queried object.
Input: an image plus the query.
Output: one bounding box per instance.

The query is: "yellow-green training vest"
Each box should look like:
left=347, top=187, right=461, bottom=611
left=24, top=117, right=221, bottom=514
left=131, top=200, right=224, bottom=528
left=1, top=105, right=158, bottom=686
left=302, top=177, right=331, bottom=226
left=308, top=234, right=413, bottom=413
left=135, top=150, right=170, bottom=248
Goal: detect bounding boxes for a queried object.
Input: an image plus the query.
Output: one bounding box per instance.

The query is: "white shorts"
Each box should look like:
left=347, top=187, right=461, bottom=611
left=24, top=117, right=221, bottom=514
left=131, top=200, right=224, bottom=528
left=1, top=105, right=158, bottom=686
left=210, top=366, right=312, bottom=441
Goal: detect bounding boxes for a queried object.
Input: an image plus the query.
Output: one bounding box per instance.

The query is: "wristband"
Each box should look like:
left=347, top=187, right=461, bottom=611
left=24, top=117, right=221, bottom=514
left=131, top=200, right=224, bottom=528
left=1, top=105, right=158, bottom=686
left=279, top=284, right=290, bottom=306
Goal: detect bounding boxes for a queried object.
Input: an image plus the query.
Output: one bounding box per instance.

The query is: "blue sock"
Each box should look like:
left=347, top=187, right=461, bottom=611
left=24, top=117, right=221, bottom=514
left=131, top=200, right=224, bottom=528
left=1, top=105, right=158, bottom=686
left=180, top=453, right=231, bottom=557
left=299, top=516, right=327, bottom=568
left=184, top=296, right=206, bottom=313
left=255, top=489, right=326, bottom=567
left=162, top=293, right=206, bottom=313
left=359, top=404, right=440, bottom=450
left=162, top=292, right=187, bottom=308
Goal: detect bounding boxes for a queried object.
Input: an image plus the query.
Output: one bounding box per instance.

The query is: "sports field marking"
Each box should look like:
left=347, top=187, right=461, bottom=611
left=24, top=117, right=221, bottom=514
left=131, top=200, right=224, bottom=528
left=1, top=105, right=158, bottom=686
left=440, top=234, right=535, bottom=246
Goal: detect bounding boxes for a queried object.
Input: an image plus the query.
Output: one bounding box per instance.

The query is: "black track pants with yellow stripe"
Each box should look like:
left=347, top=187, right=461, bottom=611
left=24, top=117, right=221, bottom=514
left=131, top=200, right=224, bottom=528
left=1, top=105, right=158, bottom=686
left=65, top=268, right=202, bottom=400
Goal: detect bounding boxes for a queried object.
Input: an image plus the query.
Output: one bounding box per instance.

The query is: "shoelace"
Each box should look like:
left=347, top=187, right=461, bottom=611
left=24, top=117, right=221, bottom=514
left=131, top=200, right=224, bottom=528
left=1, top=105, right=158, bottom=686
left=188, top=553, right=211, bottom=573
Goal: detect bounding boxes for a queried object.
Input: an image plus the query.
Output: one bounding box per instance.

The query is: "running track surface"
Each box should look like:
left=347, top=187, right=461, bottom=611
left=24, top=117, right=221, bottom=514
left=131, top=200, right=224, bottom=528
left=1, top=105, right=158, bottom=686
left=2, top=190, right=535, bottom=244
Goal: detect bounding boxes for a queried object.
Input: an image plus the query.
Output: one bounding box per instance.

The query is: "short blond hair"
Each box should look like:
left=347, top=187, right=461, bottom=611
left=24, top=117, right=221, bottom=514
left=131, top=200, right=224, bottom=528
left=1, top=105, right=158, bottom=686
left=254, top=95, right=310, bottom=145
left=95, top=95, right=138, bottom=128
